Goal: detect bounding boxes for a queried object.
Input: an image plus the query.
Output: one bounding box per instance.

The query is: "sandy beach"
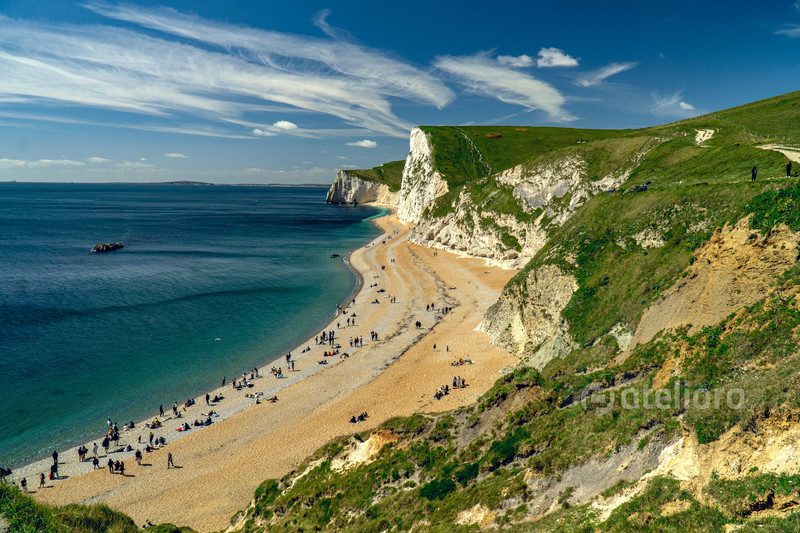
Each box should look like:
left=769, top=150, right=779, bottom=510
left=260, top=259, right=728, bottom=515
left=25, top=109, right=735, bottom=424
left=20, top=212, right=518, bottom=531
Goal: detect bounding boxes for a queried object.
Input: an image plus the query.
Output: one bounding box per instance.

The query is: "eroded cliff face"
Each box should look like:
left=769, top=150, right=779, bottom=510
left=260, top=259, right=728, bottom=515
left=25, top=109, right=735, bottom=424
left=479, top=264, right=578, bottom=369
left=396, top=128, right=449, bottom=223
left=326, top=170, right=397, bottom=205
left=407, top=145, right=652, bottom=268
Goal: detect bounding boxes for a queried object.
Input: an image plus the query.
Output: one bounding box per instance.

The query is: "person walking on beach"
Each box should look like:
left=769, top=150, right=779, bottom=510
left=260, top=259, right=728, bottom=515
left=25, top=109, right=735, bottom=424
left=159, top=404, right=164, bottom=416
left=167, top=453, right=174, bottom=469
left=92, top=442, right=98, bottom=458
left=107, top=459, right=114, bottom=473
left=52, top=450, right=58, bottom=466
left=39, top=473, right=45, bottom=489
left=92, top=456, right=99, bottom=469
left=20, top=477, right=27, bottom=493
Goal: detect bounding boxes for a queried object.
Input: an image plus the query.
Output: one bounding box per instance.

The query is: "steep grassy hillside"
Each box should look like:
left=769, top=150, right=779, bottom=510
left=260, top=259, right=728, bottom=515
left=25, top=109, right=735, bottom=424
left=345, top=160, right=405, bottom=192
left=10, top=91, right=800, bottom=533
left=0, top=483, right=196, bottom=532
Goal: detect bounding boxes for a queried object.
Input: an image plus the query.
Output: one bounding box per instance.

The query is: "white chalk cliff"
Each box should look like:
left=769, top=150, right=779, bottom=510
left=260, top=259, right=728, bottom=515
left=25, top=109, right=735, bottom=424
left=326, top=170, right=397, bottom=205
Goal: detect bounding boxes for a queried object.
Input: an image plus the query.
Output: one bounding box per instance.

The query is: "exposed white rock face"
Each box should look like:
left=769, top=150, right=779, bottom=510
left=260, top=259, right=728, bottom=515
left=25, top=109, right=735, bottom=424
left=396, top=128, right=448, bottom=223
left=325, top=171, right=398, bottom=205
left=479, top=264, right=578, bottom=369
left=406, top=151, right=633, bottom=269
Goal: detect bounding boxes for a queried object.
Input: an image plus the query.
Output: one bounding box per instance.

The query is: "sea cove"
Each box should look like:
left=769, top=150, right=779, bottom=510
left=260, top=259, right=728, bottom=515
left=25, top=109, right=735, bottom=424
left=0, top=183, right=382, bottom=467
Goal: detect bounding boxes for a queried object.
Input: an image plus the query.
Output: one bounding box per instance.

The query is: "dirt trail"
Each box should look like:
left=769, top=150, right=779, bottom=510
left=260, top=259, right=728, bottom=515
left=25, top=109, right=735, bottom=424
left=759, top=143, right=800, bottom=163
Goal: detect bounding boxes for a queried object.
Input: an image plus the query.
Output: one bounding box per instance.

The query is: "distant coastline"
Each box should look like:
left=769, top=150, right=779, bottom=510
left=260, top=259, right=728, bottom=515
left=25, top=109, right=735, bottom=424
left=0, top=181, right=331, bottom=187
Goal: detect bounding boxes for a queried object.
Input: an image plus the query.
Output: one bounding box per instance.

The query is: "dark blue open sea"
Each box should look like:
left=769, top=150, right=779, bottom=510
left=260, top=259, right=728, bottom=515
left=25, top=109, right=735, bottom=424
left=0, top=183, right=382, bottom=467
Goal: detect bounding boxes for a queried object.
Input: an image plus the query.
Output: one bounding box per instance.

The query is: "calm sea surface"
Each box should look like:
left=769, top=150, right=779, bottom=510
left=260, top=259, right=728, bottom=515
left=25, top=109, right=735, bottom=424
left=0, top=183, right=382, bottom=466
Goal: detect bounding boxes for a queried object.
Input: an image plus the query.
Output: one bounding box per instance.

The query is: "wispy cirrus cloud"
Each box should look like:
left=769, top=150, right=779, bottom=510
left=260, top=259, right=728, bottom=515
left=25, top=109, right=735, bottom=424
left=497, top=54, right=535, bottom=68
left=434, top=53, right=573, bottom=121
left=0, top=4, right=455, bottom=138
left=575, top=61, right=637, bottom=87
left=776, top=24, right=800, bottom=37
left=164, top=153, right=188, bottom=158
left=649, top=92, right=699, bottom=118
left=0, top=158, right=86, bottom=167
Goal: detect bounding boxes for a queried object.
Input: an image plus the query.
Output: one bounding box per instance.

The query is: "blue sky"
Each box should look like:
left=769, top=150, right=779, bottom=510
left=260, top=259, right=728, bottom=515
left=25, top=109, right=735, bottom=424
left=0, top=0, right=798, bottom=183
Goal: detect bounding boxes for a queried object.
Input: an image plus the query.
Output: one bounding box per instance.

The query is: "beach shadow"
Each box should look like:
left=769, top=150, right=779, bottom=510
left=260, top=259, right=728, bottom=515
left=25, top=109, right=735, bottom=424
left=170, top=465, right=184, bottom=469
left=140, top=463, right=152, bottom=467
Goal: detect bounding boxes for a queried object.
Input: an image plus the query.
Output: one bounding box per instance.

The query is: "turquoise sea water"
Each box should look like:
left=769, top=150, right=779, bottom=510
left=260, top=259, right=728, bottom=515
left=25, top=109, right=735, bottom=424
left=0, top=183, right=382, bottom=467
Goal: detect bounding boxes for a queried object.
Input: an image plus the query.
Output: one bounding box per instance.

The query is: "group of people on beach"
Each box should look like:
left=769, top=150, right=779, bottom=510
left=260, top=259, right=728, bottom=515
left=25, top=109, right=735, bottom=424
left=317, top=330, right=336, bottom=345
left=349, top=412, right=369, bottom=423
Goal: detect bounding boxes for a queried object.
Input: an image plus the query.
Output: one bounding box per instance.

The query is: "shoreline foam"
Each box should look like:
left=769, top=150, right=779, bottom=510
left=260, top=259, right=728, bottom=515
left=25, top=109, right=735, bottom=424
left=23, top=211, right=519, bottom=531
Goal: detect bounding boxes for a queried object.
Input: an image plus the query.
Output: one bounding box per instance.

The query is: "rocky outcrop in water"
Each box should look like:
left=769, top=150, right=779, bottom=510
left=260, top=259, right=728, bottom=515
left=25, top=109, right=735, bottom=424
left=91, top=242, right=124, bottom=253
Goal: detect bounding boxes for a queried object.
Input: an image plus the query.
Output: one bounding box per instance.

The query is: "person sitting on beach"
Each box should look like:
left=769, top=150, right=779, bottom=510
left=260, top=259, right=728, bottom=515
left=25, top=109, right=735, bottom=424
left=143, top=520, right=154, bottom=529
left=318, top=359, right=328, bottom=364
left=268, top=395, right=278, bottom=403
left=350, top=416, right=357, bottom=423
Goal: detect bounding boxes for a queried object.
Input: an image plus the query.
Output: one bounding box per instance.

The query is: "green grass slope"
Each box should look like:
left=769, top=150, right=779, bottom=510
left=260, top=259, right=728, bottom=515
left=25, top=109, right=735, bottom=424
left=10, top=90, right=800, bottom=533
left=344, top=160, right=405, bottom=192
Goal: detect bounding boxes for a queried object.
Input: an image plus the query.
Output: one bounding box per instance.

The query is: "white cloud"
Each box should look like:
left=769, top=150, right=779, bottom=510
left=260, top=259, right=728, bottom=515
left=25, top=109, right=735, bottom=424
left=6, top=2, right=454, bottom=137
left=273, top=120, right=298, bottom=131
left=497, top=54, right=534, bottom=68
left=649, top=92, right=698, bottom=118
left=164, top=152, right=188, bottom=158
left=434, top=53, right=573, bottom=121
left=252, top=128, right=276, bottom=137
left=776, top=24, right=800, bottom=37
left=0, top=158, right=85, bottom=167
left=346, top=139, right=377, bottom=148
left=118, top=160, right=154, bottom=169
left=87, top=156, right=110, bottom=163
left=576, top=62, right=637, bottom=87
left=536, top=47, right=578, bottom=68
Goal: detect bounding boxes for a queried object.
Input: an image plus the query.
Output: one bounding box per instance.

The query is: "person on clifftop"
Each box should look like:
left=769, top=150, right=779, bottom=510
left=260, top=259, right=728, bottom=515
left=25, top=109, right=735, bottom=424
left=752, top=165, right=758, bottom=181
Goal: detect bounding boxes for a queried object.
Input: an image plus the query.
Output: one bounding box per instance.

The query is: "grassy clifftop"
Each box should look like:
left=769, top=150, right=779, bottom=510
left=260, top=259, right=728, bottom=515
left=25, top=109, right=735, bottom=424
left=340, top=160, right=405, bottom=192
